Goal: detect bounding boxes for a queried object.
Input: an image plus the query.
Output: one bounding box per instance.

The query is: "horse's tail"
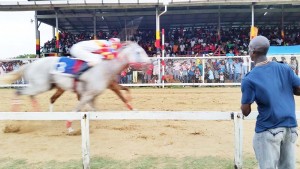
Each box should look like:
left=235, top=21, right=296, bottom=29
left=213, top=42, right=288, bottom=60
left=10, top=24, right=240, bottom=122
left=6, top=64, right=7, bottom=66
left=0, top=64, right=28, bottom=84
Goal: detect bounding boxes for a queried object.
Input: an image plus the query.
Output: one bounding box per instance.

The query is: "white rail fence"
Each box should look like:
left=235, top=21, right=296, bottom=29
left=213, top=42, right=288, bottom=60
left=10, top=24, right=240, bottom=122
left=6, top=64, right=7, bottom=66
left=0, top=111, right=299, bottom=169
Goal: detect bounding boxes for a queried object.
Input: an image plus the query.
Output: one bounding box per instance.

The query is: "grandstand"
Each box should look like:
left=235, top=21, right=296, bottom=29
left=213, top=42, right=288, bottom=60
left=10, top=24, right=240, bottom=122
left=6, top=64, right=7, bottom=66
left=0, top=0, right=300, bottom=56
left=1, top=1, right=300, bottom=168
left=0, top=0, right=299, bottom=86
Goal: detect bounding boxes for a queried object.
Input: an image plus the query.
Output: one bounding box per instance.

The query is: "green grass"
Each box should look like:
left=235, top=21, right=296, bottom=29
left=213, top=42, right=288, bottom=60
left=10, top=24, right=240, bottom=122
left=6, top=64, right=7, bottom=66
left=0, top=156, right=258, bottom=169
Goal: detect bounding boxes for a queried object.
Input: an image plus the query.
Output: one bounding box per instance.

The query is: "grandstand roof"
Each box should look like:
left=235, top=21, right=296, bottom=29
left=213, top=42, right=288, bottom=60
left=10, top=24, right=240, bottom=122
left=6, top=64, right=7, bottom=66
left=1, top=0, right=300, bottom=34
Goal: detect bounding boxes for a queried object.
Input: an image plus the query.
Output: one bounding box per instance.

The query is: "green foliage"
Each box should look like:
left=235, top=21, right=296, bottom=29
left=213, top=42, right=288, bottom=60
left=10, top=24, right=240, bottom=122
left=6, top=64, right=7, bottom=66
left=15, top=54, right=36, bottom=59
left=0, top=156, right=258, bottom=169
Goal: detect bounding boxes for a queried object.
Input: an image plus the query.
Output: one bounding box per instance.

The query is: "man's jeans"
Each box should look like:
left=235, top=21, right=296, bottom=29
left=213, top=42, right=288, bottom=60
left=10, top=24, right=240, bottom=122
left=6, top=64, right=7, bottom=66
left=253, top=127, right=298, bottom=169
left=233, top=73, right=240, bottom=82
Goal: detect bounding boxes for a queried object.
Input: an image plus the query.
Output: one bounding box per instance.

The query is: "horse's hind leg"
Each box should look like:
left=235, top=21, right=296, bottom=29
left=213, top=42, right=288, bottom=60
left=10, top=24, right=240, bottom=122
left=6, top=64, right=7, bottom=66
left=17, top=84, right=51, bottom=111
left=20, top=83, right=51, bottom=96
left=11, top=91, right=22, bottom=112
left=49, top=88, right=65, bottom=112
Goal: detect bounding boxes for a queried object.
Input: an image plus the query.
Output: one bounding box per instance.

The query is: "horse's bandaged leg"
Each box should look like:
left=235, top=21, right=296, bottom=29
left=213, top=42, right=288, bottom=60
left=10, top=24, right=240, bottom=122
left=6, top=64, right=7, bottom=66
left=11, top=92, right=22, bottom=112
left=31, top=97, right=41, bottom=112
left=125, top=92, right=132, bottom=102
left=126, top=102, right=133, bottom=110
left=66, top=120, right=74, bottom=133
left=66, top=120, right=72, bottom=128
left=11, top=98, right=22, bottom=112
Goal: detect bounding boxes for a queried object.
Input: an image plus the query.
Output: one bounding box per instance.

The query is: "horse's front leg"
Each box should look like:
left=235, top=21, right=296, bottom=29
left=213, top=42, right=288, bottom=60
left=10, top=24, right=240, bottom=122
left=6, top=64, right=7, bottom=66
left=49, top=87, right=65, bottom=112
left=86, top=97, right=97, bottom=112
left=109, top=82, right=133, bottom=110
left=67, top=94, right=94, bottom=134
left=119, top=84, right=132, bottom=102
left=30, top=96, right=41, bottom=112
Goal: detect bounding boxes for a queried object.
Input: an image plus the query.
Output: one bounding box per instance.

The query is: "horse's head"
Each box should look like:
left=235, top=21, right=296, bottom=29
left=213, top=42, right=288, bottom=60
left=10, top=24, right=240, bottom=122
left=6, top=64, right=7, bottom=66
left=118, top=42, right=151, bottom=70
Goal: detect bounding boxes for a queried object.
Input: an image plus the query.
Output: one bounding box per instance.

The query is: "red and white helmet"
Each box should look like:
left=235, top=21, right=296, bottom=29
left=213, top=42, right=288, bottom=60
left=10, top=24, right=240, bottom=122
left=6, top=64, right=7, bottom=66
left=109, top=38, right=120, bottom=43
left=109, top=38, right=121, bottom=50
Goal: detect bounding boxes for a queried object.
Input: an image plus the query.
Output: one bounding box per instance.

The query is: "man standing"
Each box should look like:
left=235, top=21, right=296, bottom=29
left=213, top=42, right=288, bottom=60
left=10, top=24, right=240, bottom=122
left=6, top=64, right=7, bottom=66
left=241, top=51, right=249, bottom=79
left=241, top=35, right=300, bottom=169
left=226, top=50, right=234, bottom=81
left=233, top=59, right=242, bottom=82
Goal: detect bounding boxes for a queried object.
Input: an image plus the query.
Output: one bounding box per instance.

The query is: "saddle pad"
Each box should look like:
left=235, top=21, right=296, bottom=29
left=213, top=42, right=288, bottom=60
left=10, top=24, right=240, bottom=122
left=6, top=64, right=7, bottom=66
left=55, top=57, right=87, bottom=75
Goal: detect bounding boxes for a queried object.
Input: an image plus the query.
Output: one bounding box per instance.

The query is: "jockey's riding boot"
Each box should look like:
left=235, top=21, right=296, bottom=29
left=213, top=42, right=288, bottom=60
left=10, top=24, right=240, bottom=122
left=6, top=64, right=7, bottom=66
left=74, top=64, right=90, bottom=81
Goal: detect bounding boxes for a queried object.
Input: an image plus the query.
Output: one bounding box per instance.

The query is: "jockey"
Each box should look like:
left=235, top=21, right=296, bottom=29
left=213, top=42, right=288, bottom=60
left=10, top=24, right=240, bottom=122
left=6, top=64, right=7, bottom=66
left=70, top=38, right=122, bottom=80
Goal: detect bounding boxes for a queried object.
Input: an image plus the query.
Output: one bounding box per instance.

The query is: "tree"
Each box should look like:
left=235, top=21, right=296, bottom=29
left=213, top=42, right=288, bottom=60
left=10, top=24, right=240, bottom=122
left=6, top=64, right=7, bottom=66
left=15, top=54, right=36, bottom=59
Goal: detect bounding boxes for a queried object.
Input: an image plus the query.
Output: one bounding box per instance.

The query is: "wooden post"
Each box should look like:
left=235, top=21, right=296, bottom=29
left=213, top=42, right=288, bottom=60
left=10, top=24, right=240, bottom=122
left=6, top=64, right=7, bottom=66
left=233, top=112, right=243, bottom=169
left=81, top=112, right=90, bottom=169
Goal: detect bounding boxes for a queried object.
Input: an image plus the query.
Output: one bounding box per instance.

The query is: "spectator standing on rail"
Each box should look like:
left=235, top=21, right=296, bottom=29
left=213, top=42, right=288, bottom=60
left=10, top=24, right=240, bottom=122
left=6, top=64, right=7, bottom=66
left=226, top=49, right=234, bottom=81
left=241, top=51, right=249, bottom=79
left=126, top=66, right=133, bottom=84
left=241, top=35, right=300, bottom=169
left=233, top=59, right=242, bottom=82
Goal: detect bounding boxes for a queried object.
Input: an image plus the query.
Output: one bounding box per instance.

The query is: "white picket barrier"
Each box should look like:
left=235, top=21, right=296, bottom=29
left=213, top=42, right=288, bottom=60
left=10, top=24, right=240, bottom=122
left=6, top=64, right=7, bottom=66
left=0, top=111, right=300, bottom=169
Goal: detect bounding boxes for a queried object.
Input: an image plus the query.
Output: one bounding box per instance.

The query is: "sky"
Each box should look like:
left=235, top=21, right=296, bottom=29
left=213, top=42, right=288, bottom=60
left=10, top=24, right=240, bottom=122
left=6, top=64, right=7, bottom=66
left=0, top=10, right=53, bottom=59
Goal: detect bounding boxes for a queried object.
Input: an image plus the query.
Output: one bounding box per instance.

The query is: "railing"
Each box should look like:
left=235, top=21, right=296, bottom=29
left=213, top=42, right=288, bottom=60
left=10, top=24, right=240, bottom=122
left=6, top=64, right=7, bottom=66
left=0, top=110, right=285, bottom=169
left=2, top=55, right=299, bottom=88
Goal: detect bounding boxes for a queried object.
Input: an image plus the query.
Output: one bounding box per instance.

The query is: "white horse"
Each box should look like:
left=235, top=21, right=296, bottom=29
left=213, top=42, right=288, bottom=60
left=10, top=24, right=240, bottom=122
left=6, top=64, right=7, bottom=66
left=0, top=42, right=150, bottom=133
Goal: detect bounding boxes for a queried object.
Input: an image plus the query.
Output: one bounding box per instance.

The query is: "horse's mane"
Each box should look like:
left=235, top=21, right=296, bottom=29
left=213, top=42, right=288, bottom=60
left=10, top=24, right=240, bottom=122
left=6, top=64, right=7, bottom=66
left=119, top=41, right=137, bottom=50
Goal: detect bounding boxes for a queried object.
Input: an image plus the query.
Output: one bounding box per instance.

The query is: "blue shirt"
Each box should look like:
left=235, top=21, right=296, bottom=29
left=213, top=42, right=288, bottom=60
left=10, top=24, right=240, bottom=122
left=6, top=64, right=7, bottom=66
left=198, top=64, right=203, bottom=75
left=241, top=61, right=300, bottom=133
left=226, top=53, right=234, bottom=63
left=233, top=62, right=242, bottom=74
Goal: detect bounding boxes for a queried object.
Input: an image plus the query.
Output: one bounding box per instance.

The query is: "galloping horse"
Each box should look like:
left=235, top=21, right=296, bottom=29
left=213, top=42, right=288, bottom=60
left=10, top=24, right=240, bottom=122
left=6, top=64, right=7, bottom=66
left=49, top=80, right=132, bottom=112
left=0, top=42, right=150, bottom=134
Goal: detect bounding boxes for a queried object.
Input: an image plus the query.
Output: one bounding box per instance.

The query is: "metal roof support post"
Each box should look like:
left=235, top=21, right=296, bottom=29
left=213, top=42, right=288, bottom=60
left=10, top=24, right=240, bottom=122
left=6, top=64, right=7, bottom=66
left=55, top=10, right=59, bottom=56
left=52, top=27, right=55, bottom=40
left=125, top=17, right=127, bottom=41
left=156, top=1, right=168, bottom=84
left=35, top=11, right=40, bottom=58
left=218, top=5, right=221, bottom=42
left=155, top=6, right=160, bottom=53
left=281, top=5, right=284, bottom=40
left=93, top=12, right=97, bottom=40
left=162, top=28, right=165, bottom=88
left=155, top=6, right=161, bottom=84
left=251, top=3, right=254, bottom=27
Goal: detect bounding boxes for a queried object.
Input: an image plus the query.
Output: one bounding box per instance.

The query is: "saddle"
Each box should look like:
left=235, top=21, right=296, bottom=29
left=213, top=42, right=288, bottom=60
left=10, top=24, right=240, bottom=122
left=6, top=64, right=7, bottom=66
left=55, top=57, right=89, bottom=77
left=55, top=57, right=91, bottom=93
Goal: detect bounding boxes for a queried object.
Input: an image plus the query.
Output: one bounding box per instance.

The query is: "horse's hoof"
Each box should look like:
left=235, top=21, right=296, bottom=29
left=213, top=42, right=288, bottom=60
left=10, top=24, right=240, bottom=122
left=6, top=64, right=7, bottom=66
left=66, top=129, right=81, bottom=136
left=3, top=124, right=20, bottom=133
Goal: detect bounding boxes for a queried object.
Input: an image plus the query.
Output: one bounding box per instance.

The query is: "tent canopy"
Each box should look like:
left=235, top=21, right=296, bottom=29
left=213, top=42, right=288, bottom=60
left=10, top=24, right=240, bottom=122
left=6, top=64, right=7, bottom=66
left=267, top=45, right=300, bottom=56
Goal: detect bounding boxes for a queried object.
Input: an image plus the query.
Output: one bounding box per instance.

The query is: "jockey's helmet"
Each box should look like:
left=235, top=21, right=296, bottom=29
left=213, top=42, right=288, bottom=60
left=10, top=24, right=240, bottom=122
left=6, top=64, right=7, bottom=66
left=109, top=38, right=121, bottom=49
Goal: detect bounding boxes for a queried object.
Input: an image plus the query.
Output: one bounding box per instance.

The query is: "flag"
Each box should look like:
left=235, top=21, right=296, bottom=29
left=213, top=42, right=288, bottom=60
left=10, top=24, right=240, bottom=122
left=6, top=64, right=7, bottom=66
left=250, top=26, right=258, bottom=40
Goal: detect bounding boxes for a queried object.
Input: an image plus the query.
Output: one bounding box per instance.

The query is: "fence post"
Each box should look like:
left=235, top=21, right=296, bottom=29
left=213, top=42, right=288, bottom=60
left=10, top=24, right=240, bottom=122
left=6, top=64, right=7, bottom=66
left=81, top=112, right=90, bottom=169
left=233, top=112, right=243, bottom=169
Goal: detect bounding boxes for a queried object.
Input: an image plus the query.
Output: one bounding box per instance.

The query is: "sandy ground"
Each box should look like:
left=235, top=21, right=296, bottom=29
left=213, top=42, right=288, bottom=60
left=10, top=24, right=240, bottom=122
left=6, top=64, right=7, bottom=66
left=0, top=87, right=300, bottom=163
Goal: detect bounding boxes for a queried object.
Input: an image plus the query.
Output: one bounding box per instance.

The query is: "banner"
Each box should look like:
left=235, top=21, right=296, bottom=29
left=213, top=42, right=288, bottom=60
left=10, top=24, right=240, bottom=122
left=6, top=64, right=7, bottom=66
left=250, top=26, right=258, bottom=40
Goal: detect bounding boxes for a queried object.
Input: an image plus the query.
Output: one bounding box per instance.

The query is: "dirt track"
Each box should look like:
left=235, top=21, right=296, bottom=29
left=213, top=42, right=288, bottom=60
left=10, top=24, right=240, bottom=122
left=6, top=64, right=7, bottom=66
left=0, top=87, right=300, bottom=163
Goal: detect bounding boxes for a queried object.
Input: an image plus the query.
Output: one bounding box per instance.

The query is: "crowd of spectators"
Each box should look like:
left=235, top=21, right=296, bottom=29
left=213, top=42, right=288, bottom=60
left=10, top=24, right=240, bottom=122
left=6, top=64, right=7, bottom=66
left=41, top=25, right=300, bottom=57
left=115, top=55, right=299, bottom=84
left=39, top=25, right=300, bottom=84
